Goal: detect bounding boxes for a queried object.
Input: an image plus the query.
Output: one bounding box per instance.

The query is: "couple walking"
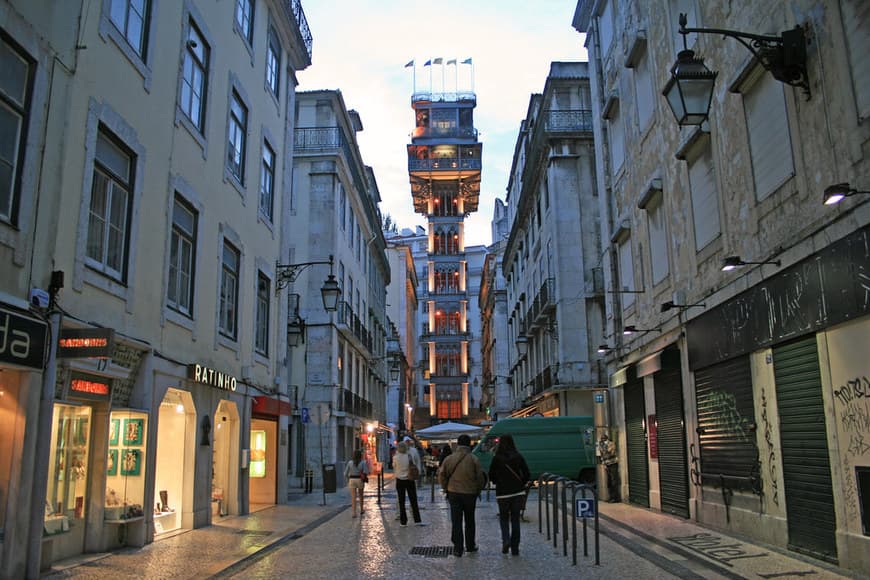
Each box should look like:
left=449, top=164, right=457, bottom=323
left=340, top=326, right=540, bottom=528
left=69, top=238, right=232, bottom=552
left=438, top=434, right=530, bottom=557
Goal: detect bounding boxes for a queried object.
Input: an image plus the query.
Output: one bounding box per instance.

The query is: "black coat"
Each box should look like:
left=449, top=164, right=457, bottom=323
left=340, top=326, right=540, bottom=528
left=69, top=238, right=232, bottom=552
left=488, top=450, right=531, bottom=496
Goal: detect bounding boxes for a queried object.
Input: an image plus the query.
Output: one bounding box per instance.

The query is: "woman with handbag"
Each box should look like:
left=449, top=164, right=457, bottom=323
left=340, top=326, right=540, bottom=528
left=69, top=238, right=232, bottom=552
left=344, top=449, right=368, bottom=518
left=487, top=434, right=531, bottom=555
left=393, top=441, right=426, bottom=527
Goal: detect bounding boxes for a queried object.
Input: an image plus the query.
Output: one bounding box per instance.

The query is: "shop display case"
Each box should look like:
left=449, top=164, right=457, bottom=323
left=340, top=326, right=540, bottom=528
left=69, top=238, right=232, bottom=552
left=104, top=409, right=148, bottom=523
left=45, top=404, right=92, bottom=536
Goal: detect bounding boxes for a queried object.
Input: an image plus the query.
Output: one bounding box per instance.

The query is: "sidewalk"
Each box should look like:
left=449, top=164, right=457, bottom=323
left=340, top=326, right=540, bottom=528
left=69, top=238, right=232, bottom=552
left=44, top=474, right=863, bottom=579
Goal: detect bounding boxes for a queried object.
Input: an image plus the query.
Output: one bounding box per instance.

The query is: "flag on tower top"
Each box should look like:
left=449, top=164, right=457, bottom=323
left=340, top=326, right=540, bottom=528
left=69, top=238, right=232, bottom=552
left=423, top=59, right=431, bottom=66
left=462, top=57, right=472, bottom=65
left=404, top=60, right=414, bottom=68
left=446, top=59, right=457, bottom=65
left=432, top=57, right=443, bottom=65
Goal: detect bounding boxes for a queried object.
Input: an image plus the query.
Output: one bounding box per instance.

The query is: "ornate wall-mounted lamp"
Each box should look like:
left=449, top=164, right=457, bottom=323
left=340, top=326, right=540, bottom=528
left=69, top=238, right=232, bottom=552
left=275, top=254, right=341, bottom=312
left=663, top=12, right=810, bottom=127
left=515, top=334, right=529, bottom=357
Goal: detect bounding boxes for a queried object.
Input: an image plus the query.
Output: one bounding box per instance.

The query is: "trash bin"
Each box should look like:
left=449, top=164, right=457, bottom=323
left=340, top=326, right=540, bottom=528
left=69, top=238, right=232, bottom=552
left=322, top=464, right=336, bottom=493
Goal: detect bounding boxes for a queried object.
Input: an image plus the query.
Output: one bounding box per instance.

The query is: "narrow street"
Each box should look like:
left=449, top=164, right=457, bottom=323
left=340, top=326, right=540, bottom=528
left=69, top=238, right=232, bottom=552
left=45, top=475, right=856, bottom=580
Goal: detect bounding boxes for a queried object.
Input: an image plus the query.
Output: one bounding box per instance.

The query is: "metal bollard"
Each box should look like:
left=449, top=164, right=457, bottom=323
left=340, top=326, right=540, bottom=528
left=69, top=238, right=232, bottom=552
left=570, top=483, right=580, bottom=566
left=376, top=471, right=382, bottom=505
left=431, top=474, right=436, bottom=503
left=538, top=473, right=546, bottom=534
left=561, top=479, right=570, bottom=557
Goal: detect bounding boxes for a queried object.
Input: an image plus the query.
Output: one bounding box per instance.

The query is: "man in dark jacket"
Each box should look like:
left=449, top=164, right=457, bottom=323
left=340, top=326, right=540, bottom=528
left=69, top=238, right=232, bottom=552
left=437, top=434, right=486, bottom=557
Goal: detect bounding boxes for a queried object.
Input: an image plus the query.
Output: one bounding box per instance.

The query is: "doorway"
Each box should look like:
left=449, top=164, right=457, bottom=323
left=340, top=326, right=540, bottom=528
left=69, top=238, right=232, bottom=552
left=154, top=388, right=194, bottom=535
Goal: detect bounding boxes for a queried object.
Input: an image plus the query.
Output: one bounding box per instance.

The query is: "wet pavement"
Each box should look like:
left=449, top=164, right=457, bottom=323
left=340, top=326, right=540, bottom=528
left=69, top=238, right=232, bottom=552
left=44, top=474, right=862, bottom=579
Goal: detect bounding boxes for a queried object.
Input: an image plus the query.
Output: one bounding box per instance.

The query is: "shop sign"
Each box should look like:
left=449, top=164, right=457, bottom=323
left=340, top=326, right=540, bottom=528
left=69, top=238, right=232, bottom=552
left=58, top=328, right=114, bottom=358
left=70, top=375, right=111, bottom=397
left=0, top=304, right=48, bottom=369
left=188, top=363, right=237, bottom=391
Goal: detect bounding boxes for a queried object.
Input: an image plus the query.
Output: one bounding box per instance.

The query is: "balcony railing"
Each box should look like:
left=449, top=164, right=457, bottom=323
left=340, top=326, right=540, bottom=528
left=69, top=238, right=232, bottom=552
left=412, top=126, right=478, bottom=140
left=338, top=388, right=373, bottom=418
left=281, top=0, right=313, bottom=60
left=295, top=127, right=367, bottom=198
left=408, top=158, right=482, bottom=172
left=336, top=301, right=372, bottom=350
left=544, top=109, right=593, bottom=133
left=527, top=278, right=556, bottom=327
left=411, top=91, right=476, bottom=104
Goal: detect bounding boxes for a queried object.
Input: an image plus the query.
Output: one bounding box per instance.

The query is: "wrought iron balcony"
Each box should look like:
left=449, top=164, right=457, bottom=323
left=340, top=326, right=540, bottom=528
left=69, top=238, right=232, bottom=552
left=412, top=126, right=478, bottom=140
left=544, top=109, right=594, bottom=133
left=408, top=157, right=482, bottom=172
left=282, top=0, right=313, bottom=60
left=295, top=127, right=367, bottom=198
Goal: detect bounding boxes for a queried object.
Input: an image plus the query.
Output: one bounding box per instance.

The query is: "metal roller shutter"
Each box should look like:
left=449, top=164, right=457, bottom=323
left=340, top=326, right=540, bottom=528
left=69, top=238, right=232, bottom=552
left=655, top=367, right=689, bottom=518
left=624, top=379, right=649, bottom=507
left=773, top=336, right=838, bottom=562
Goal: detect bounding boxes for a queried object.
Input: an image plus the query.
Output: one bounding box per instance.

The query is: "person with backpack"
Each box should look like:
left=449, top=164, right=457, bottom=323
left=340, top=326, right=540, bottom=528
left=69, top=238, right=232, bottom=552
left=488, top=434, right=531, bottom=556
left=393, top=441, right=426, bottom=526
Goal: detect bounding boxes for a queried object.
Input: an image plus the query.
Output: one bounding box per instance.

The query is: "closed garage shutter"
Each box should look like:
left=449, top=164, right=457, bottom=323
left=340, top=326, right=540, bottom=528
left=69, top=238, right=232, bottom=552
left=624, top=379, right=649, bottom=507
left=655, top=367, right=689, bottom=518
left=774, top=336, right=838, bottom=562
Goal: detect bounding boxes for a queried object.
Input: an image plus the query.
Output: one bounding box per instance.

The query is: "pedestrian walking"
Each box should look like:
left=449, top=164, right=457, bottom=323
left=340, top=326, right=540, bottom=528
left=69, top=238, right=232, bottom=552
left=437, top=434, right=486, bottom=557
left=487, top=434, right=531, bottom=556
left=394, top=441, right=426, bottom=527
left=344, top=449, right=368, bottom=518
left=598, top=432, right=620, bottom=502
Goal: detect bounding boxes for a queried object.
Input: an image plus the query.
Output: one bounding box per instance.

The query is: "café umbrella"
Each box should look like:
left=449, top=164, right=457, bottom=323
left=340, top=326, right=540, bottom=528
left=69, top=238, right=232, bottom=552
left=414, top=422, right=483, bottom=440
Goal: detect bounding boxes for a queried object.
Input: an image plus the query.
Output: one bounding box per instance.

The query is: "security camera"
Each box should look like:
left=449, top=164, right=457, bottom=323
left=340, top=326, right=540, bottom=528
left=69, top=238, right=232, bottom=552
left=30, top=288, right=49, bottom=309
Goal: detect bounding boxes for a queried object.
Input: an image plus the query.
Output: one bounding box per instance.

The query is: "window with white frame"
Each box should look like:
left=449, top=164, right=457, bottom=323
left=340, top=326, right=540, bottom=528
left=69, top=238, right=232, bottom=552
left=646, top=193, right=669, bottom=284
left=219, top=241, right=240, bottom=339
left=634, top=53, right=655, bottom=129
left=687, top=143, right=720, bottom=250
left=266, top=27, right=281, bottom=98
left=109, top=0, right=150, bottom=58
left=598, top=0, right=614, bottom=55
left=86, top=128, right=133, bottom=281
left=168, top=196, right=197, bottom=315
left=608, top=106, right=625, bottom=175
left=227, top=91, right=248, bottom=182
left=617, top=236, right=636, bottom=308
left=259, top=140, right=275, bottom=220
left=235, top=0, right=254, bottom=46
left=0, top=35, right=33, bottom=225
left=743, top=70, right=794, bottom=201
left=180, top=20, right=208, bottom=133
left=255, top=271, right=269, bottom=355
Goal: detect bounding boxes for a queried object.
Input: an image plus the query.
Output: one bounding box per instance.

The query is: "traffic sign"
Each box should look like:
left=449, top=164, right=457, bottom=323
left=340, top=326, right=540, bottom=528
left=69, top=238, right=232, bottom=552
left=301, top=407, right=310, bottom=424
left=576, top=498, right=596, bottom=518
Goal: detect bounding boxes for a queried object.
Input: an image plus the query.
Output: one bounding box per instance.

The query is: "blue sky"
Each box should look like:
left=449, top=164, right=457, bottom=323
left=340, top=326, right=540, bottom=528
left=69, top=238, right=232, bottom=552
left=297, top=1, right=588, bottom=247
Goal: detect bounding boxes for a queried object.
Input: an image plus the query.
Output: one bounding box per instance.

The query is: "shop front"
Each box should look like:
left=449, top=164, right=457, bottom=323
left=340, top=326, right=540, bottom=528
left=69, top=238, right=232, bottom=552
left=153, top=387, right=195, bottom=535
left=249, top=395, right=291, bottom=508
left=0, top=303, right=48, bottom=579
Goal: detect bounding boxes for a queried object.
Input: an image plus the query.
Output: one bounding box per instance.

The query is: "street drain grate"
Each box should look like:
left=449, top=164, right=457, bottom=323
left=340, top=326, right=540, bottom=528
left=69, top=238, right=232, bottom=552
left=236, top=530, right=273, bottom=537
left=410, top=546, right=454, bottom=558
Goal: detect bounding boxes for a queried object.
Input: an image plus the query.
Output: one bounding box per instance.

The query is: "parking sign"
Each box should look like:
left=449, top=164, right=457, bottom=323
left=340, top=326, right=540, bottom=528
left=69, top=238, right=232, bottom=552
left=576, top=498, right=596, bottom=518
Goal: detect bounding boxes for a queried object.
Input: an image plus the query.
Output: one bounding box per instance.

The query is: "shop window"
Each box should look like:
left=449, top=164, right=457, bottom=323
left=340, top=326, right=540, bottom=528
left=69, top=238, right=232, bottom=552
left=45, top=405, right=93, bottom=535
left=104, top=409, right=148, bottom=522
left=250, top=430, right=267, bottom=478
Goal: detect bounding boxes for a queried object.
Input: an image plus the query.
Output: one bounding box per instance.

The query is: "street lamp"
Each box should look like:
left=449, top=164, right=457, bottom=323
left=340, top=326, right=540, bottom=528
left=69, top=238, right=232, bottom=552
left=823, top=182, right=870, bottom=205
left=515, top=334, right=529, bottom=357
left=721, top=256, right=781, bottom=272
left=287, top=317, right=305, bottom=347
left=663, top=12, right=810, bottom=127
left=275, top=254, right=341, bottom=312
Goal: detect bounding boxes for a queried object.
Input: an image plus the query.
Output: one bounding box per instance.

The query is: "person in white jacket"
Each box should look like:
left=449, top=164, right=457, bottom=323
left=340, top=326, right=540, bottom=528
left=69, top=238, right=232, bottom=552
left=394, top=441, right=426, bottom=526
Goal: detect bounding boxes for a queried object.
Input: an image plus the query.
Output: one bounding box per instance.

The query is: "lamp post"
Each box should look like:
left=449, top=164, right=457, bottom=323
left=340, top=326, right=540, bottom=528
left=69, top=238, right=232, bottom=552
left=275, top=254, right=341, bottom=312
left=663, top=12, right=810, bottom=127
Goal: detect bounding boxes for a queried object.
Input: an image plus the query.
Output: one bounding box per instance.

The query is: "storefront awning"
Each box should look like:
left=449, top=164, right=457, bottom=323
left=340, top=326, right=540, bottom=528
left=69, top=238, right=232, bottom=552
left=636, top=350, right=663, bottom=378
left=252, top=396, right=292, bottom=417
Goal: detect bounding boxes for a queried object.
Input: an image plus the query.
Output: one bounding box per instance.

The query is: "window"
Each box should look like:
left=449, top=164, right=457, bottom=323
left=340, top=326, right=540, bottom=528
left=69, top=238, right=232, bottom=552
left=235, top=0, right=254, bottom=46
left=87, top=128, right=133, bottom=281
left=617, top=237, right=635, bottom=308
left=339, top=183, right=346, bottom=230
left=180, top=21, right=208, bottom=133
left=219, top=241, right=240, bottom=339
left=259, top=141, right=275, bottom=220
left=608, top=106, right=625, bottom=175
left=743, top=71, right=794, bottom=201
left=597, top=0, right=614, bottom=55
left=634, top=53, right=655, bottom=129
left=646, top=194, right=669, bottom=284
left=266, top=28, right=281, bottom=98
left=255, top=272, right=270, bottom=355
left=168, top=197, right=197, bottom=315
left=227, top=91, right=248, bottom=182
left=0, top=35, right=33, bottom=225
left=109, top=0, right=150, bottom=57
left=687, top=144, right=720, bottom=250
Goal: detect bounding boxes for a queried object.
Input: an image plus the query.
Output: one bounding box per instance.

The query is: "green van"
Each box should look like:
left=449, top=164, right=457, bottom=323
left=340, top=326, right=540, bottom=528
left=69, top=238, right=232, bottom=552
left=472, top=416, right=596, bottom=482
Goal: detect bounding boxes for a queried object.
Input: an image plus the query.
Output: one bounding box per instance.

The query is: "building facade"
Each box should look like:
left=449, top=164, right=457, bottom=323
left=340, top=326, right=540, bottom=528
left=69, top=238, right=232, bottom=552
left=1, top=0, right=314, bottom=575
left=502, top=62, right=606, bottom=424
left=574, top=0, right=869, bottom=573
left=291, top=90, right=390, bottom=487
left=406, top=79, right=483, bottom=423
